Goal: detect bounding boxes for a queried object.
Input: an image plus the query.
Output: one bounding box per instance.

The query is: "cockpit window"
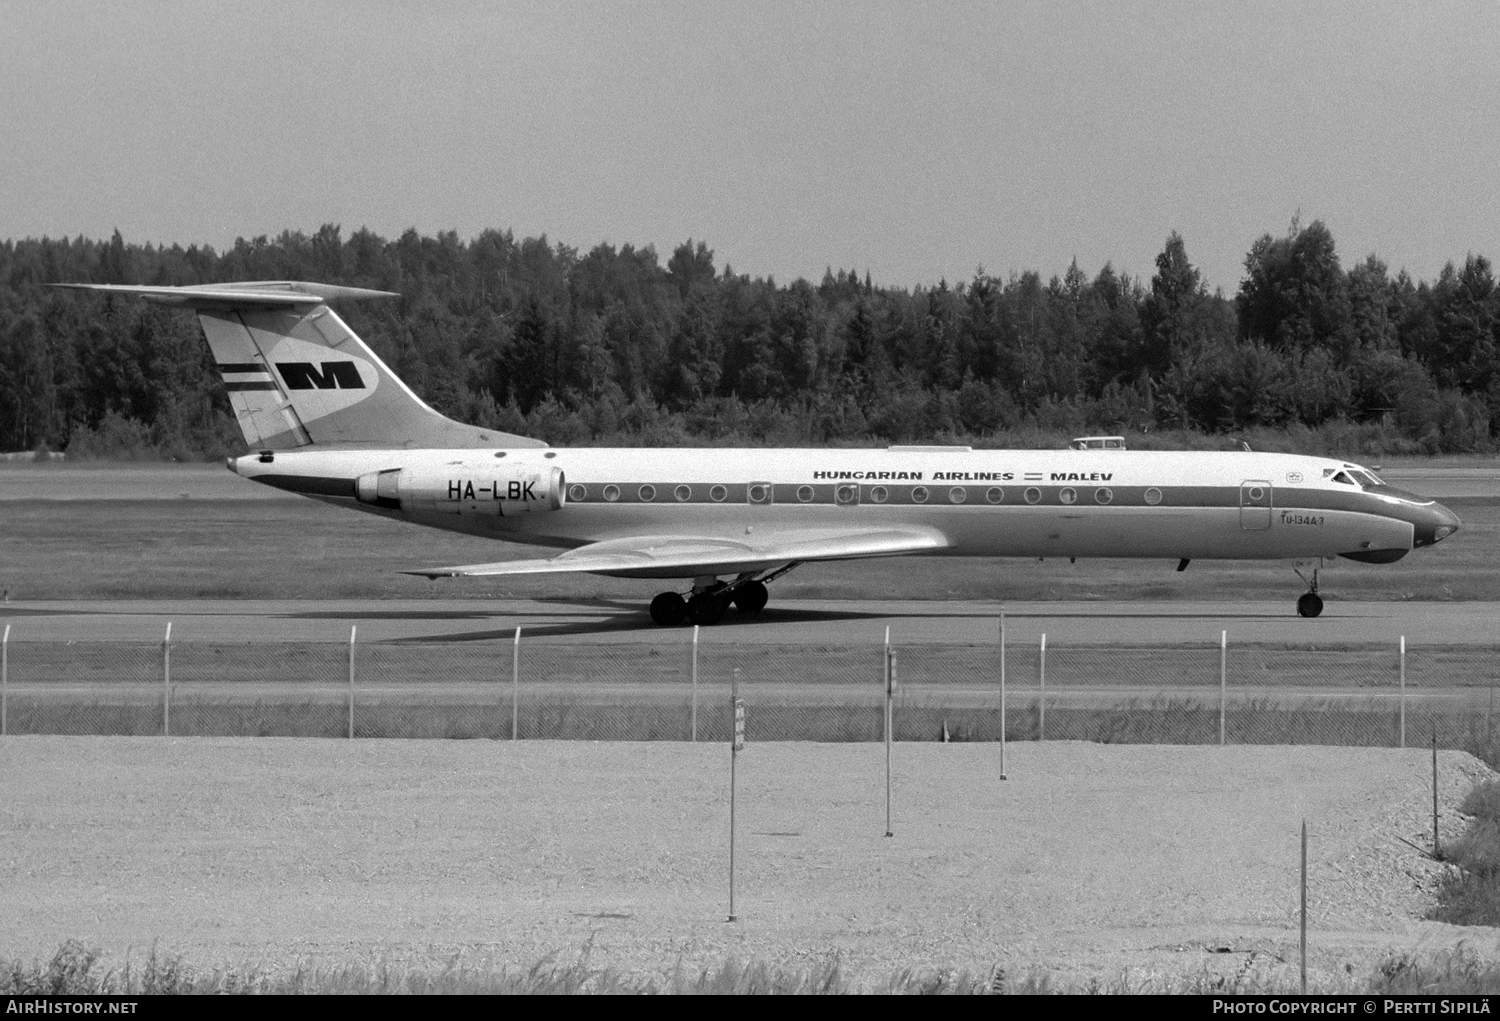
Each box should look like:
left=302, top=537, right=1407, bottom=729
left=1331, top=471, right=1356, bottom=485
left=1346, top=470, right=1376, bottom=487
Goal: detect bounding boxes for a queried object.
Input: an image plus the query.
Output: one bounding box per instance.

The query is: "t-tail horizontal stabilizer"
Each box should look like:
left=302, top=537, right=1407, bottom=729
left=54, top=281, right=545, bottom=452
left=50, top=281, right=401, bottom=306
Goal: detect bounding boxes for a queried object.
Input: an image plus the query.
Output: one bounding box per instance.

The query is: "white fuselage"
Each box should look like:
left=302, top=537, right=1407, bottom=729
left=232, top=446, right=1456, bottom=571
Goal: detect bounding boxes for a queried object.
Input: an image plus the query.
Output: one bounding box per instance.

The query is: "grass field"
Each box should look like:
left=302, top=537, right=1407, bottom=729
left=8, top=939, right=1500, bottom=994
left=4, top=637, right=1496, bottom=744
left=2, top=693, right=1488, bottom=748
left=2, top=496, right=1498, bottom=602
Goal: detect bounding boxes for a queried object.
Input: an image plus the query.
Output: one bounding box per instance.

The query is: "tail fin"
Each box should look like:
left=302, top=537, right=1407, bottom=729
left=54, top=282, right=544, bottom=450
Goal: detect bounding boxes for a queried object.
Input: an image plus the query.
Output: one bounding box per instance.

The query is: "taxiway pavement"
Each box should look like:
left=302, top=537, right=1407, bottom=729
left=3, top=598, right=1496, bottom=645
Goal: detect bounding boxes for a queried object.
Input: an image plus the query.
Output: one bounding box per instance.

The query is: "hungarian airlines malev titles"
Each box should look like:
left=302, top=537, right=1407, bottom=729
left=57, top=281, right=1461, bottom=625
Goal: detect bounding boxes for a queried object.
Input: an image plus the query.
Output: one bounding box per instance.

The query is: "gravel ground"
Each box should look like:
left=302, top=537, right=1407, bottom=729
left=1, top=737, right=1496, bottom=988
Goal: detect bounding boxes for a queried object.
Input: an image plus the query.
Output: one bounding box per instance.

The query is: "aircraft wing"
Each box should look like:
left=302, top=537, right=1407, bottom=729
left=406, top=525, right=952, bottom=580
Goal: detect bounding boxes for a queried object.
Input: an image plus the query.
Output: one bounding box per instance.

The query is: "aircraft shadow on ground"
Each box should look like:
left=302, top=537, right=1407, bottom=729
left=259, top=604, right=1295, bottom=642
left=1008, top=612, right=1294, bottom=621
left=281, top=598, right=642, bottom=623
left=284, top=609, right=514, bottom=622
left=386, top=605, right=916, bottom=642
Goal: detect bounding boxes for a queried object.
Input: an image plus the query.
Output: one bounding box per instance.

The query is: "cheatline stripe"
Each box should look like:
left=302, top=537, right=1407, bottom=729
left=218, top=362, right=268, bottom=374
left=224, top=381, right=280, bottom=391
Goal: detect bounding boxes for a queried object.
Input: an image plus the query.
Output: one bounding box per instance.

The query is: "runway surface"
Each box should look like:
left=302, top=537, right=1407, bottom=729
left=3, top=597, right=1496, bottom=645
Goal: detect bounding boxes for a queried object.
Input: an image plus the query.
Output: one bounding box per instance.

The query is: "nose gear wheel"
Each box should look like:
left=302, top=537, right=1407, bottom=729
left=1293, top=564, right=1324, bottom=618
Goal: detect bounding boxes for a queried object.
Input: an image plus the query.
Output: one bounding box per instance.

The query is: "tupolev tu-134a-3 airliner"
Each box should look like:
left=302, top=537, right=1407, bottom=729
left=56, top=281, right=1461, bottom=625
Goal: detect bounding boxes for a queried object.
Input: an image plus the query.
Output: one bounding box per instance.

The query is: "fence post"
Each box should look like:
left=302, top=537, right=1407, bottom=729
left=729, top=665, right=742, bottom=921
left=884, top=639, right=895, bottom=838
left=1218, top=630, right=1226, bottom=746
left=883, top=623, right=891, bottom=745
left=1, top=623, right=8, bottom=738
left=162, top=621, right=172, bottom=738
left=1038, top=632, right=1046, bottom=742
left=512, top=626, right=521, bottom=741
left=1399, top=635, right=1406, bottom=749
left=999, top=613, right=1008, bottom=781
left=347, top=625, right=357, bottom=740
left=691, top=624, right=700, bottom=742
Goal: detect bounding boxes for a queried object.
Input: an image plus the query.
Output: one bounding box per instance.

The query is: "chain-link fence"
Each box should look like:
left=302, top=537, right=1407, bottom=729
left=2, top=627, right=1497, bottom=748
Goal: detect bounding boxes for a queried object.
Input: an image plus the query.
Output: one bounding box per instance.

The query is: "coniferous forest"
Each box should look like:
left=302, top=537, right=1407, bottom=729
left=0, top=220, right=1495, bottom=459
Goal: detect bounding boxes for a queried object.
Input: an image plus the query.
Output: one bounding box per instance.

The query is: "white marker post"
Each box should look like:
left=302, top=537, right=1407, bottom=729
left=999, top=612, right=1007, bottom=781
left=511, top=626, right=522, bottom=741
left=691, top=625, right=700, bottom=742
left=1300, top=819, right=1308, bottom=995
left=1, top=623, right=9, bottom=737
left=1, top=623, right=9, bottom=738
left=1038, top=632, right=1047, bottom=742
left=1433, top=726, right=1440, bottom=857
left=1218, top=630, right=1227, bottom=746
left=1399, top=635, right=1407, bottom=749
left=162, top=621, right=172, bottom=738
left=728, top=666, right=744, bottom=922
left=347, top=625, right=357, bottom=740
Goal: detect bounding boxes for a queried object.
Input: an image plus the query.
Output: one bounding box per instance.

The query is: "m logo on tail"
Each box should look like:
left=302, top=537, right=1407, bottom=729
left=278, top=361, right=366, bottom=390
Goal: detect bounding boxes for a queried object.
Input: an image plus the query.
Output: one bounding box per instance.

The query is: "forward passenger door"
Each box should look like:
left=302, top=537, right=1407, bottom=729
left=1239, top=481, right=1272, bottom=530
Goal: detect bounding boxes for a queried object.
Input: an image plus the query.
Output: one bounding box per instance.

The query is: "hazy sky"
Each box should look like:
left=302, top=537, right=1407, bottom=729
left=3, top=1, right=1497, bottom=292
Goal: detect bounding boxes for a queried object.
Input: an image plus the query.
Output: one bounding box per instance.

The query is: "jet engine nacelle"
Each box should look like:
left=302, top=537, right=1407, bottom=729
left=356, top=463, right=565, bottom=515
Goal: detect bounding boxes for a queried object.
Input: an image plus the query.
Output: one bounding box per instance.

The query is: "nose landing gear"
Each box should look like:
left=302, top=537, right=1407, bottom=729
left=1293, top=562, right=1324, bottom=618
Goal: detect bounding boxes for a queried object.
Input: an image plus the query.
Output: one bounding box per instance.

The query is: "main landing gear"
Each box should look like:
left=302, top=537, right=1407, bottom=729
left=1293, top=562, right=1324, bottom=618
left=647, top=565, right=796, bottom=626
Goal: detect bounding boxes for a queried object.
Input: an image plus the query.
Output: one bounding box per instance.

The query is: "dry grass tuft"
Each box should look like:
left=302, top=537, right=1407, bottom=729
left=1431, top=774, right=1500, bottom=926
left=1371, top=947, right=1500, bottom=995
left=1460, top=779, right=1500, bottom=820
left=7, top=942, right=1500, bottom=995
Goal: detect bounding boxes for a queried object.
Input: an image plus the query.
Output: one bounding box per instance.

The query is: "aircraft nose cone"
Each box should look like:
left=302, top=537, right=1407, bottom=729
left=1415, top=501, right=1461, bottom=547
